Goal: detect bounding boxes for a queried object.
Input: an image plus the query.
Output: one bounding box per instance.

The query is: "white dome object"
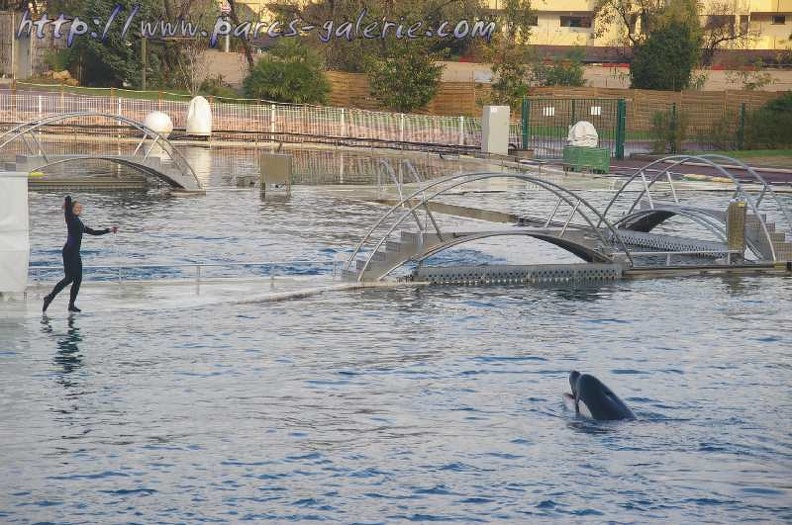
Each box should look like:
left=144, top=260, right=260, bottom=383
left=186, top=96, right=212, bottom=137
left=143, top=111, right=174, bottom=138
left=567, top=121, right=599, bottom=147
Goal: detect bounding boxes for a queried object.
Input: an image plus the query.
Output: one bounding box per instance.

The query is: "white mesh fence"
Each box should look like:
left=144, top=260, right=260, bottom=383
left=0, top=88, right=484, bottom=150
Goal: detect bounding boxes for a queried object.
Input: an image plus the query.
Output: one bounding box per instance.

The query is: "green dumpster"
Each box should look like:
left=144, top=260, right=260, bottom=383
left=562, top=146, right=610, bottom=174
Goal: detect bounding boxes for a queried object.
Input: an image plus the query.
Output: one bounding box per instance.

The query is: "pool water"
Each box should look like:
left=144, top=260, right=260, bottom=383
left=1, top=147, right=790, bottom=523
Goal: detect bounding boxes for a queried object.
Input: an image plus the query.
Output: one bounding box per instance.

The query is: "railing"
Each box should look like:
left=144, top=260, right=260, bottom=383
left=624, top=249, right=745, bottom=266
left=0, top=88, right=485, bottom=151
left=28, top=260, right=343, bottom=286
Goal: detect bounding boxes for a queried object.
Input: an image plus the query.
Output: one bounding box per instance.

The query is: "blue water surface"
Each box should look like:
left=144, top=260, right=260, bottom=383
left=1, top=147, right=791, bottom=524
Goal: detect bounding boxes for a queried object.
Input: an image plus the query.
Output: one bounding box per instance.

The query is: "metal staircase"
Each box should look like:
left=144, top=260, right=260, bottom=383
left=343, top=155, right=791, bottom=283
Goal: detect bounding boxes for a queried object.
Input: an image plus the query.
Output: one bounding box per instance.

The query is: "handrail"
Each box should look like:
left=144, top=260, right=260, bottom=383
left=29, top=260, right=339, bottom=284
left=0, top=111, right=201, bottom=190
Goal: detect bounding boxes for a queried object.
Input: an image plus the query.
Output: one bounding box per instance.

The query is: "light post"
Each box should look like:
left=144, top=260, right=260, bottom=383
left=221, top=1, right=231, bottom=53
left=141, top=37, right=147, bottom=90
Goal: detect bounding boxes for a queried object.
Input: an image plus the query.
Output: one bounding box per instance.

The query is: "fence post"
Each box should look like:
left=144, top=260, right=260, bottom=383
left=615, top=99, right=626, bottom=160
left=521, top=97, right=529, bottom=149
left=37, top=95, right=42, bottom=154
left=670, top=102, right=678, bottom=154
left=571, top=99, right=577, bottom=125
left=737, top=102, right=746, bottom=150
left=458, top=115, right=465, bottom=146
left=270, top=104, right=276, bottom=142
left=340, top=107, right=346, bottom=138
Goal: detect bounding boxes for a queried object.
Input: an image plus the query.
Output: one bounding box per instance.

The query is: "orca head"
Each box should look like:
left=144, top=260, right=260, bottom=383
left=567, top=370, right=592, bottom=417
left=569, top=372, right=635, bottom=421
left=569, top=370, right=581, bottom=397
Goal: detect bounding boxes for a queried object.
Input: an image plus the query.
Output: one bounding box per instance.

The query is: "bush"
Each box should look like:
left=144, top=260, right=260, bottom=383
left=243, top=39, right=330, bottom=105
left=705, top=110, right=740, bottom=151
left=366, top=42, right=444, bottom=113
left=200, top=75, right=239, bottom=100
left=532, top=49, right=587, bottom=87
left=651, top=106, right=690, bottom=154
left=744, top=91, right=792, bottom=149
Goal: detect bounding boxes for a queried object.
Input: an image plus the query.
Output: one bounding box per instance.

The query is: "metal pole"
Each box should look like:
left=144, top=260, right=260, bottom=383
left=521, top=97, right=529, bottom=150
left=615, top=99, right=626, bottom=160
left=737, top=102, right=746, bottom=150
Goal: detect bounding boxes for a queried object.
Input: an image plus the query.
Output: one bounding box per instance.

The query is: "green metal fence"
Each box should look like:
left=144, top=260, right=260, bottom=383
left=520, top=98, right=626, bottom=159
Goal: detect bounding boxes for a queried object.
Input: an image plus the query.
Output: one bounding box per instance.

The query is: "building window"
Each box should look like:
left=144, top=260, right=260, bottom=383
left=560, top=16, right=592, bottom=28
left=705, top=15, right=735, bottom=31
left=771, top=15, right=786, bottom=25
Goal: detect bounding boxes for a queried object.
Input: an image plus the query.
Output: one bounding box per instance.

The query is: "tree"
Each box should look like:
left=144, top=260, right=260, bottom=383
left=293, top=0, right=484, bottom=73
left=242, top=38, right=330, bottom=104
left=532, top=48, right=587, bottom=87
left=485, top=0, right=533, bottom=107
left=63, top=0, right=167, bottom=87
left=630, top=19, right=701, bottom=90
left=592, top=0, right=751, bottom=65
left=365, top=41, right=444, bottom=113
left=699, top=1, right=754, bottom=66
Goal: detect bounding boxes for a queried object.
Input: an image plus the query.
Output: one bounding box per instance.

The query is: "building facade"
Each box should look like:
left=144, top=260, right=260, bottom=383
left=484, top=0, right=791, bottom=61
left=235, top=0, right=791, bottom=62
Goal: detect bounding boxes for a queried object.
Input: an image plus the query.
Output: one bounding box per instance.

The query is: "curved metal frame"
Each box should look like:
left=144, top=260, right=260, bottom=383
left=0, top=111, right=201, bottom=190
left=23, top=155, right=185, bottom=189
left=601, top=154, right=791, bottom=261
left=613, top=207, right=764, bottom=261
left=414, top=231, right=612, bottom=263
left=345, top=171, right=635, bottom=281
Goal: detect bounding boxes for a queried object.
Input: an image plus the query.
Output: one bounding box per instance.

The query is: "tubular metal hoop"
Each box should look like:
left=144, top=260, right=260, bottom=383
left=346, top=170, right=635, bottom=280
left=0, top=111, right=201, bottom=189
left=602, top=154, right=791, bottom=261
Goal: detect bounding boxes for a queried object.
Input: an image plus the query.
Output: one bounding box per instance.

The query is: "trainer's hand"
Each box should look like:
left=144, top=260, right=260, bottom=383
left=111, top=226, right=118, bottom=234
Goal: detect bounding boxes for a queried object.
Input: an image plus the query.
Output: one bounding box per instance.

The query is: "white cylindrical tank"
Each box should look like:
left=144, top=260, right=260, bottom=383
left=143, top=111, right=174, bottom=138
left=186, top=96, right=212, bottom=137
left=0, top=172, right=30, bottom=294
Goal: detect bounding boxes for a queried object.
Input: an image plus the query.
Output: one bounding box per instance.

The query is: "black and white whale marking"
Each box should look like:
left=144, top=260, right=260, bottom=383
left=564, top=370, right=636, bottom=421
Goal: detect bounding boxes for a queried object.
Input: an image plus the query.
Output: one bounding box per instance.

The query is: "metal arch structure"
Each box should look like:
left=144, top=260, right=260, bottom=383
left=600, top=154, right=791, bottom=261
left=412, top=230, right=613, bottom=265
left=612, top=204, right=770, bottom=262
left=344, top=171, right=635, bottom=281
left=0, top=111, right=202, bottom=190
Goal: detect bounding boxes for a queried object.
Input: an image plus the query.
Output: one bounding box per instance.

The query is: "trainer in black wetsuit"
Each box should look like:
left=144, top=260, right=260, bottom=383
left=43, top=196, right=116, bottom=313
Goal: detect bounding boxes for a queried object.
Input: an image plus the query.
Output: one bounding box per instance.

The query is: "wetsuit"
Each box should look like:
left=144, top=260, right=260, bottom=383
left=44, top=196, right=111, bottom=312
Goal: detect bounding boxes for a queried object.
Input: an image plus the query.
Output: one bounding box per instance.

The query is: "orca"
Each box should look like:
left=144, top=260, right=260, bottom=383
left=564, top=370, right=636, bottom=421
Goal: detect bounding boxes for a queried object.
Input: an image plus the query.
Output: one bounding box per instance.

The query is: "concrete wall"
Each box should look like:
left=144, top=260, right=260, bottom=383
left=0, top=10, right=66, bottom=80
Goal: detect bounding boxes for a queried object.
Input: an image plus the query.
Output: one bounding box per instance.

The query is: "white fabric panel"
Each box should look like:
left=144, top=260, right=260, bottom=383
left=567, top=121, right=599, bottom=147
left=0, top=173, right=30, bottom=293
left=187, top=96, right=212, bottom=136
left=0, top=250, right=29, bottom=293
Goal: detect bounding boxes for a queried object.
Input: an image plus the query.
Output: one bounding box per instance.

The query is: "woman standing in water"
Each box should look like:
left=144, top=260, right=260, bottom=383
left=43, top=196, right=117, bottom=313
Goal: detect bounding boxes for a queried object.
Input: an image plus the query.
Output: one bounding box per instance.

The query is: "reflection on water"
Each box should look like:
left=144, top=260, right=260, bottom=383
left=42, top=316, right=83, bottom=378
